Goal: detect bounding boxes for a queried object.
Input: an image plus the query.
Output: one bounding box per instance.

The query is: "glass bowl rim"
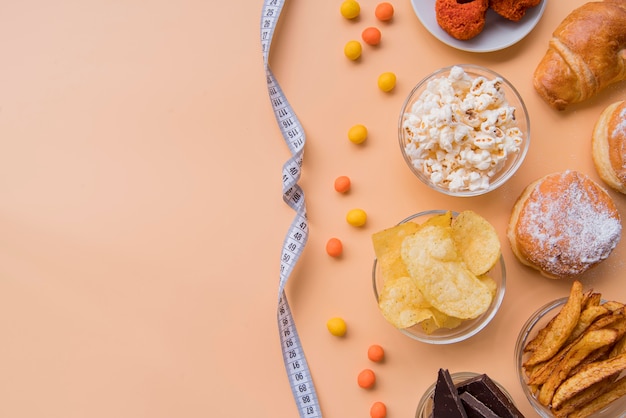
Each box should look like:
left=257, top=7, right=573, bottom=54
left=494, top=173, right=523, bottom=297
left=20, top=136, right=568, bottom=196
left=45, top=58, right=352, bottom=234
left=397, top=63, right=531, bottom=197
left=372, top=209, right=506, bottom=344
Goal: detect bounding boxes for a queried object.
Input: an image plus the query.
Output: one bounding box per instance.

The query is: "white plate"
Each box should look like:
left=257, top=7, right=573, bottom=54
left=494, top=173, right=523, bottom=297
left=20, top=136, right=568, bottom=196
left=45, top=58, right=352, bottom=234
left=411, top=0, right=547, bottom=53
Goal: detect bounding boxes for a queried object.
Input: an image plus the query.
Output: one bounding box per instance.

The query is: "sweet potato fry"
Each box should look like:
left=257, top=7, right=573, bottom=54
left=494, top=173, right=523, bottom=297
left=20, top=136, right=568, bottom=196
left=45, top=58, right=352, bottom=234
left=551, top=353, right=626, bottom=410
left=582, top=291, right=601, bottom=308
left=552, top=377, right=619, bottom=418
left=568, top=345, right=612, bottom=377
left=603, top=301, right=625, bottom=312
left=587, top=307, right=625, bottom=332
left=537, top=329, right=619, bottom=405
left=525, top=281, right=584, bottom=366
left=568, top=376, right=626, bottom=418
left=610, top=333, right=626, bottom=357
left=524, top=320, right=551, bottom=354
left=566, top=305, right=609, bottom=343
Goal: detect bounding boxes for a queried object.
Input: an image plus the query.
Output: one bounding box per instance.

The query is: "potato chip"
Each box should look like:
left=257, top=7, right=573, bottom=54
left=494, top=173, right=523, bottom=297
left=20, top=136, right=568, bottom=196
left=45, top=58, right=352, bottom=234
left=429, top=307, right=464, bottom=329
left=419, top=317, right=441, bottom=335
left=422, top=211, right=453, bottom=228
left=378, top=275, right=433, bottom=329
left=478, top=274, right=497, bottom=298
left=451, top=210, right=501, bottom=276
left=401, top=224, right=493, bottom=319
left=372, top=222, right=420, bottom=283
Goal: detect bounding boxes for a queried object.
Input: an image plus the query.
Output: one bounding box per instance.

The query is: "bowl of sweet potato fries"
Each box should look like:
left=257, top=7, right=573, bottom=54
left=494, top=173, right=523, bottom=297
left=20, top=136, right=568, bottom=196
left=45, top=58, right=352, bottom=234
left=515, top=280, right=626, bottom=418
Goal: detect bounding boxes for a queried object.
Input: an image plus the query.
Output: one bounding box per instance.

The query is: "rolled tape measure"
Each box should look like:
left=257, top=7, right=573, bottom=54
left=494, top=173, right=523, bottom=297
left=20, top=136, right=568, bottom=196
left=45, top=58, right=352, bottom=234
left=260, top=1, right=323, bottom=417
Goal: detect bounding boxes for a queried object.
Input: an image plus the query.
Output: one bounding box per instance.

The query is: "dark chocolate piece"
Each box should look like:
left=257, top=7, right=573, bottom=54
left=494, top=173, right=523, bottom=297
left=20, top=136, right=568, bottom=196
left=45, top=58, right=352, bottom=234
left=456, top=374, right=525, bottom=418
left=433, top=369, right=468, bottom=418
left=459, top=392, right=500, bottom=418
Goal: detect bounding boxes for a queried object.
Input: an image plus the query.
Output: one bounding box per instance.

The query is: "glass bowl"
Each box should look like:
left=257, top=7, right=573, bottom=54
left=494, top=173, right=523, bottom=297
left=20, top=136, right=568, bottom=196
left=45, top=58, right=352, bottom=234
left=415, top=372, right=517, bottom=418
left=372, top=210, right=506, bottom=344
left=398, top=64, right=530, bottom=197
left=515, top=298, right=626, bottom=417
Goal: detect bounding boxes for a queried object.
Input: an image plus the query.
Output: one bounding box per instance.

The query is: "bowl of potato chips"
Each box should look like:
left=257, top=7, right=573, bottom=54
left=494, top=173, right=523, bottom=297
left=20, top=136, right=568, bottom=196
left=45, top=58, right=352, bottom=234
left=372, top=209, right=506, bottom=344
left=516, top=280, right=626, bottom=418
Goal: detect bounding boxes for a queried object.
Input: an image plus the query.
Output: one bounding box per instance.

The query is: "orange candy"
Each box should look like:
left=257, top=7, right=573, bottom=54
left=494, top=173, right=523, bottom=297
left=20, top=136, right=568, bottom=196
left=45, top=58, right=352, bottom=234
left=334, top=175, right=351, bottom=193
left=357, top=368, right=376, bottom=389
left=367, top=344, right=385, bottom=362
left=370, top=401, right=387, bottom=418
left=325, top=238, right=343, bottom=257
left=375, top=2, right=394, bottom=21
left=361, top=27, right=381, bottom=46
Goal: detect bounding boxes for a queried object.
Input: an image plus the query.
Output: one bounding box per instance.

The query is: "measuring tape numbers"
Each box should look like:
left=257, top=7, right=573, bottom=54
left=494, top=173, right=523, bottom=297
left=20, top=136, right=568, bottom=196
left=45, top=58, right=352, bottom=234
left=260, top=1, right=323, bottom=417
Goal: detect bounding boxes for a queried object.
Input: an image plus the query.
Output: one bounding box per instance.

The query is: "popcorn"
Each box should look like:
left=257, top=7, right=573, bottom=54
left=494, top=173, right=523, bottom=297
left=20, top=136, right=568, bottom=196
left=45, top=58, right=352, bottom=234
left=402, top=66, right=524, bottom=193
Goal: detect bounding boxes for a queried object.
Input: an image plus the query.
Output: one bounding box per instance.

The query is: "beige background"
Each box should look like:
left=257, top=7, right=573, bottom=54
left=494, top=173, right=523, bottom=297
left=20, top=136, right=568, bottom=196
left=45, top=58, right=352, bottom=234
left=0, top=0, right=625, bottom=417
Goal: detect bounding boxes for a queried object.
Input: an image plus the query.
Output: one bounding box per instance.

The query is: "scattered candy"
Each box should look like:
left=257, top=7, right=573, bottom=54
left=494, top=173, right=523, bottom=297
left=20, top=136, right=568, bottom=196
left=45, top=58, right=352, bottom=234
left=334, top=175, right=351, bottom=193
left=346, top=208, right=367, bottom=227
left=377, top=72, right=396, bottom=92
left=326, top=317, right=347, bottom=337
left=340, top=0, right=361, bottom=19
left=348, top=124, right=368, bottom=144
left=370, top=401, right=387, bottom=418
left=358, top=368, right=376, bottom=389
left=367, top=344, right=385, bottom=362
left=375, top=2, right=394, bottom=21
left=361, top=27, right=382, bottom=46
left=344, top=40, right=362, bottom=60
left=326, top=238, right=343, bottom=257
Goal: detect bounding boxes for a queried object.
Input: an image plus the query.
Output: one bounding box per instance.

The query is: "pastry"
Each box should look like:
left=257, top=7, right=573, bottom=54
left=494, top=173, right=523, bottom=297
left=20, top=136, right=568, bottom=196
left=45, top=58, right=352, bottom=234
left=435, top=0, right=489, bottom=41
left=489, top=0, right=541, bottom=21
left=533, top=0, right=626, bottom=110
left=592, top=100, right=626, bottom=194
left=507, top=170, right=622, bottom=279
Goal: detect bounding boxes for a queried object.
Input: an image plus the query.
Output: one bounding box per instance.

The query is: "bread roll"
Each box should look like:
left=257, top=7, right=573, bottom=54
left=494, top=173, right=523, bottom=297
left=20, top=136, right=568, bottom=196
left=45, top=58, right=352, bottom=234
left=592, top=100, right=626, bottom=194
left=507, top=170, right=621, bottom=279
left=533, top=0, right=626, bottom=111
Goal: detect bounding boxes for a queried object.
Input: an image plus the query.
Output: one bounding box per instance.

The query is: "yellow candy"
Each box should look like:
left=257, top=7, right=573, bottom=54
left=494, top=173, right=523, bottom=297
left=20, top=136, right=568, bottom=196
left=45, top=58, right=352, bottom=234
left=327, top=317, right=347, bottom=337
left=346, top=208, right=367, bottom=227
left=377, top=72, right=396, bottom=92
left=340, top=0, right=360, bottom=19
left=344, top=40, right=362, bottom=60
left=348, top=124, right=368, bottom=144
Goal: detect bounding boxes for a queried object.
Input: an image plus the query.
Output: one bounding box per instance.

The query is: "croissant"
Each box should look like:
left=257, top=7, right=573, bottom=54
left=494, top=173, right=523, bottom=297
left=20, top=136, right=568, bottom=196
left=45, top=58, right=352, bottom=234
left=533, top=0, right=626, bottom=111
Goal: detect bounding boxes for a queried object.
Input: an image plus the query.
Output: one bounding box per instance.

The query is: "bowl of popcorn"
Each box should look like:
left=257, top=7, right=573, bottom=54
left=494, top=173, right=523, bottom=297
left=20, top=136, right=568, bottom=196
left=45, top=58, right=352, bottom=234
left=399, top=64, right=530, bottom=197
left=371, top=210, right=506, bottom=344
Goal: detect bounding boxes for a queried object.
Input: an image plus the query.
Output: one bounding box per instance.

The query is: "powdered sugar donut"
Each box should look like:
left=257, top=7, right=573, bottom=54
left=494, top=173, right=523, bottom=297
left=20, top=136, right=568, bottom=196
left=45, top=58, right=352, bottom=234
left=507, top=170, right=622, bottom=279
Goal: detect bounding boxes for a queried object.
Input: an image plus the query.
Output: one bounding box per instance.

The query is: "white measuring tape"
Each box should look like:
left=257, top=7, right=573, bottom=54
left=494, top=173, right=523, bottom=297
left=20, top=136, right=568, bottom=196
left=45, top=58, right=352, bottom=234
left=260, top=1, right=323, bottom=417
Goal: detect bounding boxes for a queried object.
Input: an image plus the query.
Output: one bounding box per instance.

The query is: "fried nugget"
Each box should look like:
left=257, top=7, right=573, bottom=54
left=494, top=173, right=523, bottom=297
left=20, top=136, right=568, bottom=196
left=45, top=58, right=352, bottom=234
left=489, top=0, right=541, bottom=22
left=436, top=0, right=489, bottom=41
